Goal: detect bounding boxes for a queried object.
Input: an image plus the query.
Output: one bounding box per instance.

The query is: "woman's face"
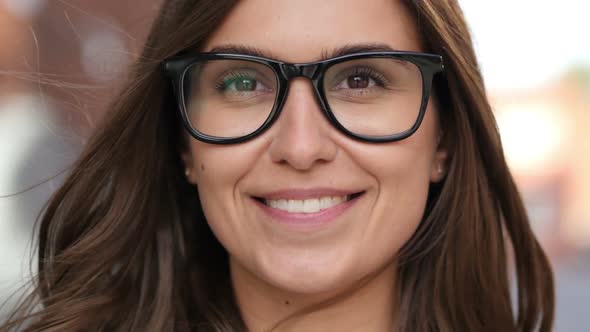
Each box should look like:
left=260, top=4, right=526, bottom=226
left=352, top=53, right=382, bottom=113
left=183, top=0, right=447, bottom=294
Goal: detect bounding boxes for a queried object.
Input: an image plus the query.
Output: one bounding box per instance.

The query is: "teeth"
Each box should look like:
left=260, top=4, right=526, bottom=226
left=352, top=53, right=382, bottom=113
left=265, top=196, right=349, bottom=213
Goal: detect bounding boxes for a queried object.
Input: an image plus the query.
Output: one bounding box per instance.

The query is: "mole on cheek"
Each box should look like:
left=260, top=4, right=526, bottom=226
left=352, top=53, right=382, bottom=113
left=200, top=163, right=205, bottom=171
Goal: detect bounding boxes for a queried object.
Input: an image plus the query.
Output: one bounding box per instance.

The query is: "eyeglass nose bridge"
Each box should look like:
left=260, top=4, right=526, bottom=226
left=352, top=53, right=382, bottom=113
left=279, top=63, right=320, bottom=80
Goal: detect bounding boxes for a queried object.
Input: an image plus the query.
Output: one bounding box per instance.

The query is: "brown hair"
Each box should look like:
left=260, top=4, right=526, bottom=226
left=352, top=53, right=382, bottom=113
left=1, top=0, right=554, bottom=331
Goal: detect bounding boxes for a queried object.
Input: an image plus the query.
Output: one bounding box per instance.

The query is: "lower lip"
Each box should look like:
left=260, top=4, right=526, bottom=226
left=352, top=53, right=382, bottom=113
left=252, top=194, right=363, bottom=230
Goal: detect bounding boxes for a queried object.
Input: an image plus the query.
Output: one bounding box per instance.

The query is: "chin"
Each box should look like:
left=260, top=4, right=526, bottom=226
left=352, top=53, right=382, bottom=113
left=254, top=249, right=367, bottom=296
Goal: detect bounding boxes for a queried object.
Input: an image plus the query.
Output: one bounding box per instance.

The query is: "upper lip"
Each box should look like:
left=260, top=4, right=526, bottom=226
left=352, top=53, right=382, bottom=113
left=252, top=188, right=365, bottom=200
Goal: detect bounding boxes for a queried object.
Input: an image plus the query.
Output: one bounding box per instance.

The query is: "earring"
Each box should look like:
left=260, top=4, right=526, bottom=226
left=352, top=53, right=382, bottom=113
left=185, top=168, right=191, bottom=178
left=437, top=163, right=444, bottom=174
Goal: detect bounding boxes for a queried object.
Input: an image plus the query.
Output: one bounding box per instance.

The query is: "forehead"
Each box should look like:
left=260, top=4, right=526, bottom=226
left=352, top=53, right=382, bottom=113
left=202, top=0, right=423, bottom=63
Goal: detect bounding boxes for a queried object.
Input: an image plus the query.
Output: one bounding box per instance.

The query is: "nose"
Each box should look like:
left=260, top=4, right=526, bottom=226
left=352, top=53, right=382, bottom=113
left=267, top=79, right=338, bottom=171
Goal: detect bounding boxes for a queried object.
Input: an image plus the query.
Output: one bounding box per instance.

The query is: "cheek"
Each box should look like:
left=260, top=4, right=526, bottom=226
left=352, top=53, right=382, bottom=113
left=190, top=139, right=264, bottom=186
left=370, top=159, right=432, bottom=257
left=359, top=148, right=432, bottom=258
left=352, top=114, right=438, bottom=259
left=188, top=141, right=265, bottom=251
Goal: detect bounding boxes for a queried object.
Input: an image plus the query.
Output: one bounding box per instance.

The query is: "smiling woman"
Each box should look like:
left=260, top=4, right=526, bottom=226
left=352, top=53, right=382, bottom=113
left=0, top=0, right=554, bottom=331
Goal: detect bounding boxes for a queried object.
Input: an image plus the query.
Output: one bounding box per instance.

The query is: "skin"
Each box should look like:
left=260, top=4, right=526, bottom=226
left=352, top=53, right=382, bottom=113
left=182, top=0, right=448, bottom=330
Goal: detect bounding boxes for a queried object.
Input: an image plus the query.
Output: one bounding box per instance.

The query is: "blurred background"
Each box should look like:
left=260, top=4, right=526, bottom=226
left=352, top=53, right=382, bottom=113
left=0, top=0, right=588, bottom=330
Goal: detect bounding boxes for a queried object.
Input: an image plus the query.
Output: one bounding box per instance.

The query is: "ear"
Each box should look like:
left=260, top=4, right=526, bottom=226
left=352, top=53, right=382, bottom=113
left=180, top=146, right=197, bottom=185
left=430, top=133, right=449, bottom=183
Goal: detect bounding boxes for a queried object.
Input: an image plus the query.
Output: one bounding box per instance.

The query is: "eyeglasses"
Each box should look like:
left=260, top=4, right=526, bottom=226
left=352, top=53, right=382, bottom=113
left=163, top=51, right=444, bottom=144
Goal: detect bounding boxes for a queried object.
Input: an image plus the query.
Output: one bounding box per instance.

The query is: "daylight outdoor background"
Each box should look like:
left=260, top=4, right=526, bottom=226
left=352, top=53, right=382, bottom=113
left=1, top=1, right=589, bottom=330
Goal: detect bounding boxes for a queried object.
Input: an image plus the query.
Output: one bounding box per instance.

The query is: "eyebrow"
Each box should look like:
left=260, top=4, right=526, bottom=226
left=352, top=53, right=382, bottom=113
left=207, top=43, right=400, bottom=62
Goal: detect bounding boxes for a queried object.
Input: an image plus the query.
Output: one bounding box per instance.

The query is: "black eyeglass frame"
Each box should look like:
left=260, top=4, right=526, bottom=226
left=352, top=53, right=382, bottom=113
left=163, top=51, right=444, bottom=144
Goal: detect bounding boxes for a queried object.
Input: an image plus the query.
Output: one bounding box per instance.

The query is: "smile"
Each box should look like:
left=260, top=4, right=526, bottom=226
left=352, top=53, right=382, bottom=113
left=253, top=192, right=364, bottom=214
left=264, top=196, right=349, bottom=213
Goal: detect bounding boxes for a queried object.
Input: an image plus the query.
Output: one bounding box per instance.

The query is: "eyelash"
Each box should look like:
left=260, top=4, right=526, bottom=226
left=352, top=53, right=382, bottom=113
left=339, top=66, right=390, bottom=88
left=213, top=66, right=390, bottom=91
left=214, top=70, right=259, bottom=91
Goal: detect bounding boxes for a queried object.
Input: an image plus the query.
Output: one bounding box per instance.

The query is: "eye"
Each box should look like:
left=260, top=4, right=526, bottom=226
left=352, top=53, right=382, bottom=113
left=345, top=74, right=373, bottom=89
left=223, top=77, right=259, bottom=92
left=215, top=71, right=271, bottom=94
left=331, top=67, right=388, bottom=91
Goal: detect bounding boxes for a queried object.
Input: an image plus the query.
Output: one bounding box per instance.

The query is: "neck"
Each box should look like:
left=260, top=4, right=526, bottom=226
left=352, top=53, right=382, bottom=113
left=230, top=259, right=397, bottom=332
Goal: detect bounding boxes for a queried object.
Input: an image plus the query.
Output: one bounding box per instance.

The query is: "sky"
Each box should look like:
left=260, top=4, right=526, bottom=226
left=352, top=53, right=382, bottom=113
left=459, top=0, right=590, bottom=91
